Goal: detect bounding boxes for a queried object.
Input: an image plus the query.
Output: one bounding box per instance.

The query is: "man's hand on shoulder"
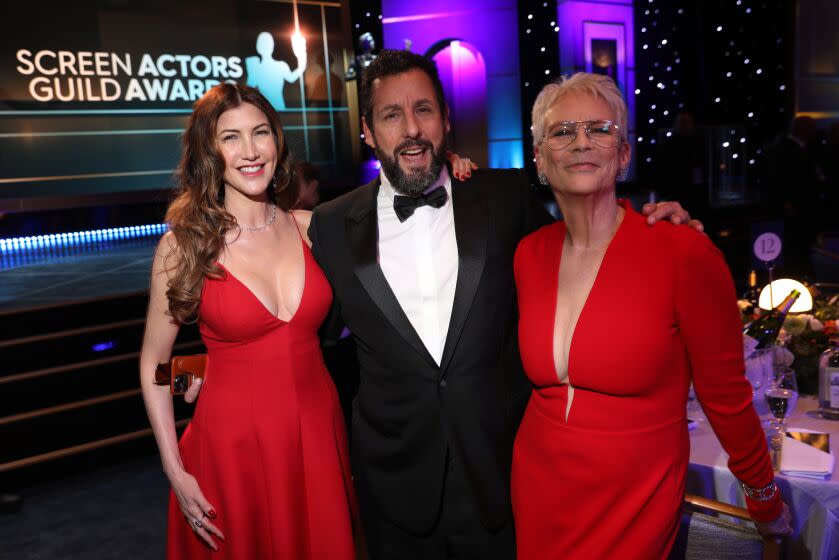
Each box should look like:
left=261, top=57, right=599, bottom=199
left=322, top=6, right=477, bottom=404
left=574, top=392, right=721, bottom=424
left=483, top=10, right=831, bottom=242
left=641, top=201, right=704, bottom=232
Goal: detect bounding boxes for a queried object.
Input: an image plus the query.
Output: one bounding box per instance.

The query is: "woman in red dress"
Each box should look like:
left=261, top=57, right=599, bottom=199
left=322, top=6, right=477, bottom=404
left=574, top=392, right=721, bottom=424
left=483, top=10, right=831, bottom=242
left=511, top=73, right=792, bottom=559
left=139, top=84, right=357, bottom=559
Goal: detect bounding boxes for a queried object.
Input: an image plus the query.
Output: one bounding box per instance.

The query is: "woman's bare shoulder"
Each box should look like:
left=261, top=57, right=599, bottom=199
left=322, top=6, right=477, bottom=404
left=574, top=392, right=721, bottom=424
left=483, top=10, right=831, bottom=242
left=155, top=230, right=179, bottom=256
left=152, top=230, right=183, bottom=273
left=290, top=209, right=313, bottom=246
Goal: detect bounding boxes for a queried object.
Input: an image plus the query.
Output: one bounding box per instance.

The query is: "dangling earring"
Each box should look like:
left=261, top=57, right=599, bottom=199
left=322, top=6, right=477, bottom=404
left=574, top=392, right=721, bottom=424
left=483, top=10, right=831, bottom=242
left=537, top=171, right=549, bottom=186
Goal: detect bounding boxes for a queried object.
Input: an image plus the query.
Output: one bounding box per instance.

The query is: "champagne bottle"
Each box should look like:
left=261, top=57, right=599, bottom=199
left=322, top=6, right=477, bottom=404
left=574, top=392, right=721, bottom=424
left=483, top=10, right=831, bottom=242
left=818, top=338, right=839, bottom=420
left=743, top=289, right=800, bottom=355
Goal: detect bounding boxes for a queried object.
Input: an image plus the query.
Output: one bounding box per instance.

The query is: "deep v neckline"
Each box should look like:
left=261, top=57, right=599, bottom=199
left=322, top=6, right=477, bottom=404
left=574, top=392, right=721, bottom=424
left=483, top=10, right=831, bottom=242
left=551, top=205, right=627, bottom=387
left=217, top=227, right=308, bottom=324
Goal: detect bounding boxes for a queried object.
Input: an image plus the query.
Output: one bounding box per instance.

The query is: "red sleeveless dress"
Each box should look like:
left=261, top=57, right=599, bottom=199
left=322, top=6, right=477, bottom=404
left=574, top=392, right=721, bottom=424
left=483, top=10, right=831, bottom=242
left=511, top=204, right=781, bottom=559
left=166, top=234, right=357, bottom=559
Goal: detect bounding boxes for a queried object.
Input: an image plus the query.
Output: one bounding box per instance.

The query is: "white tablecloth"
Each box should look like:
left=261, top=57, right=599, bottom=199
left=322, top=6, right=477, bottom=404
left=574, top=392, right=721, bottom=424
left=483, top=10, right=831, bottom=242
left=688, top=396, right=839, bottom=559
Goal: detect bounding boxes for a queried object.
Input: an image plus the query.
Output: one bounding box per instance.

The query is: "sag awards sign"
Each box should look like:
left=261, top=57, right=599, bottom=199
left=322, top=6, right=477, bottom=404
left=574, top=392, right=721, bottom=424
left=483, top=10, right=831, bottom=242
left=3, top=1, right=351, bottom=203
left=15, top=49, right=244, bottom=103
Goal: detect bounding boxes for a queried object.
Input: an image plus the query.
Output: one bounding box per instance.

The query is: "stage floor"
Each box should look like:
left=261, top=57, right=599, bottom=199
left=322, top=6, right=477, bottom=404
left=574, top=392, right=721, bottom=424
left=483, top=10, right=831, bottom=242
left=0, top=238, right=157, bottom=313
left=0, top=453, right=168, bottom=559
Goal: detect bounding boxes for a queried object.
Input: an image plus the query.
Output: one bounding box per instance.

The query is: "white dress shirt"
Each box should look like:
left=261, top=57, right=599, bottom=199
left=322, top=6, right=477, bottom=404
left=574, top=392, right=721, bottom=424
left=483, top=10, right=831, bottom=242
left=377, top=168, right=459, bottom=365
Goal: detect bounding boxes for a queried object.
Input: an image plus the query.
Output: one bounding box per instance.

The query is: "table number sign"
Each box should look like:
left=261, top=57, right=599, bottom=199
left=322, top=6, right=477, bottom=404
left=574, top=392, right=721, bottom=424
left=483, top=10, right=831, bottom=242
left=754, top=232, right=783, bottom=262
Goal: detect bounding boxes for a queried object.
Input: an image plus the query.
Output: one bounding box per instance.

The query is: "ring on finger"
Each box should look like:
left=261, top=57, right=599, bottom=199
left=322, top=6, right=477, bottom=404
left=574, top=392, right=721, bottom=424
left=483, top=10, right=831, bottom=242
left=192, top=516, right=203, bottom=528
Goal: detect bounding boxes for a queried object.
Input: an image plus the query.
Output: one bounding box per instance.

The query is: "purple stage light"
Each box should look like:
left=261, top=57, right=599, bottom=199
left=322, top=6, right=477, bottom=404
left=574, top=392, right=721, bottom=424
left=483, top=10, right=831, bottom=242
left=92, top=341, right=116, bottom=352
left=558, top=0, right=636, bottom=170
left=431, top=41, right=488, bottom=166
left=381, top=0, right=524, bottom=168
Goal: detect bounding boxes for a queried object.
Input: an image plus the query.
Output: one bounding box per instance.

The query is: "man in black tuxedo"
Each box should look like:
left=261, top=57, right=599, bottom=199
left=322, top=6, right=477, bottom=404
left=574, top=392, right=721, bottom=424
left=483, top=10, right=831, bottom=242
left=306, top=50, right=694, bottom=559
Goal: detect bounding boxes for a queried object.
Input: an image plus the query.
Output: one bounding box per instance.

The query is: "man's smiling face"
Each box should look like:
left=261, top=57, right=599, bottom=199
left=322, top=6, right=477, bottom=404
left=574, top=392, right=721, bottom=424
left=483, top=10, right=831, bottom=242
left=362, top=68, right=450, bottom=196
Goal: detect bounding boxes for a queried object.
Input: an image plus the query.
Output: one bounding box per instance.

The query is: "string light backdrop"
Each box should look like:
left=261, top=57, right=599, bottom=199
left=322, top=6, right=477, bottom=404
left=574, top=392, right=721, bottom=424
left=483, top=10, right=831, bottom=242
left=346, top=0, right=794, bottom=198
left=632, top=0, right=795, bottom=202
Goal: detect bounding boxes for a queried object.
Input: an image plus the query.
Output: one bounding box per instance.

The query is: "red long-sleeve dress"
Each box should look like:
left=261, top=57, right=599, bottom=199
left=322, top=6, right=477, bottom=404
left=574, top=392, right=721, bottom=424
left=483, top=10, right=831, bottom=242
left=511, top=203, right=781, bottom=559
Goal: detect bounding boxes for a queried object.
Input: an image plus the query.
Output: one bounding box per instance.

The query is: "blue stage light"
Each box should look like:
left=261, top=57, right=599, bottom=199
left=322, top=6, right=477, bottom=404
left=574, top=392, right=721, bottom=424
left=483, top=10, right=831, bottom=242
left=0, top=223, right=170, bottom=254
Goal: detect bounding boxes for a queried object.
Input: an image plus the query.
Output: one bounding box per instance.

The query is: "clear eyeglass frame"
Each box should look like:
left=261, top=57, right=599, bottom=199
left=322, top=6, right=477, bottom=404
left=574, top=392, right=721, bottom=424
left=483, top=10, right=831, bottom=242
left=541, top=120, right=622, bottom=150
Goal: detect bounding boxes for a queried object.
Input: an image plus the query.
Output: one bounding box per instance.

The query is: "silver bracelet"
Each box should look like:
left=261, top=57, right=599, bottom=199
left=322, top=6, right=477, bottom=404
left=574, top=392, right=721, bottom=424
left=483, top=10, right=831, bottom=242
left=740, top=480, right=778, bottom=502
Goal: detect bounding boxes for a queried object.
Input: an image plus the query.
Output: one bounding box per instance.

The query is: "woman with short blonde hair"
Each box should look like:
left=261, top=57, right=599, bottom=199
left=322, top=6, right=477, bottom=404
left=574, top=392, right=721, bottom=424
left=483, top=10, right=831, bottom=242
left=511, top=73, right=791, bottom=559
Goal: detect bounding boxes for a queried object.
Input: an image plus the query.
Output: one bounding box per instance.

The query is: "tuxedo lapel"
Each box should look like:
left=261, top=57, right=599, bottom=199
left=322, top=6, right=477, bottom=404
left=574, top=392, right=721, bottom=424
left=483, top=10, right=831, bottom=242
left=439, top=175, right=489, bottom=373
left=345, top=179, right=438, bottom=369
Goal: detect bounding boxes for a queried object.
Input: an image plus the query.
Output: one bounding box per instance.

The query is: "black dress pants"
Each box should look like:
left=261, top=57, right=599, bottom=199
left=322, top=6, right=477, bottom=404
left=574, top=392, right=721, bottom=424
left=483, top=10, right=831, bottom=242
left=358, top=452, right=515, bottom=560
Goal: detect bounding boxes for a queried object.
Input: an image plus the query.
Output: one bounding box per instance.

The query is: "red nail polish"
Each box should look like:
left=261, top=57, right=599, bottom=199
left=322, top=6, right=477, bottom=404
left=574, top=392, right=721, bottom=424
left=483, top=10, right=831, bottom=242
left=208, top=509, right=217, bottom=519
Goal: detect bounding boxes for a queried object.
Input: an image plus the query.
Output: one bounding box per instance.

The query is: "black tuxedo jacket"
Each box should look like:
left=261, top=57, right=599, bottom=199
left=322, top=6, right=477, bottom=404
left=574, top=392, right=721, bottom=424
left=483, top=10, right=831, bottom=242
left=309, top=168, right=551, bottom=534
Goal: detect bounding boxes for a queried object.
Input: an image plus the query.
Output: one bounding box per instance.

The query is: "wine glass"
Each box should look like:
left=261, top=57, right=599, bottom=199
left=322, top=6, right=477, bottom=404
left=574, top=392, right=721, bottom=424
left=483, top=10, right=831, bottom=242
left=765, top=366, right=799, bottom=440
left=745, top=348, right=772, bottom=417
left=745, top=348, right=773, bottom=392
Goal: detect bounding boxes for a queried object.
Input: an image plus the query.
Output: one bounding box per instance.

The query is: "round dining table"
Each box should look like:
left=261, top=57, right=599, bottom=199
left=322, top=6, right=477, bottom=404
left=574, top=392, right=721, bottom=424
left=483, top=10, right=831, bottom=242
left=688, top=395, right=839, bottom=559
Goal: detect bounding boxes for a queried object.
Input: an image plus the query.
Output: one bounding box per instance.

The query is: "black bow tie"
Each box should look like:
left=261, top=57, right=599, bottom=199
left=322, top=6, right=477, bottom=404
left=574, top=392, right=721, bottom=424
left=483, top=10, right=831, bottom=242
left=393, top=186, right=448, bottom=223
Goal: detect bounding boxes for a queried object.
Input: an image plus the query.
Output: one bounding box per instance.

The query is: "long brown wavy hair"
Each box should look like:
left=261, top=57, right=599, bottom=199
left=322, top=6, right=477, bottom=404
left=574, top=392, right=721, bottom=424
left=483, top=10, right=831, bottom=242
left=164, top=83, right=297, bottom=324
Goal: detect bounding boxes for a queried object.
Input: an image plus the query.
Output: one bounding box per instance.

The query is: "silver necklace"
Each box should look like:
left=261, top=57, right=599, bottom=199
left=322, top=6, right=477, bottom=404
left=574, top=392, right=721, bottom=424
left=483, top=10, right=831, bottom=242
left=236, top=204, right=277, bottom=231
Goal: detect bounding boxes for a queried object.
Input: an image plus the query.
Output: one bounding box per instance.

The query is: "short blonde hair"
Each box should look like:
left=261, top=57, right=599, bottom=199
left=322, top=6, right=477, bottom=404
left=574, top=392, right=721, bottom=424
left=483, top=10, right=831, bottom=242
left=531, top=72, right=628, bottom=148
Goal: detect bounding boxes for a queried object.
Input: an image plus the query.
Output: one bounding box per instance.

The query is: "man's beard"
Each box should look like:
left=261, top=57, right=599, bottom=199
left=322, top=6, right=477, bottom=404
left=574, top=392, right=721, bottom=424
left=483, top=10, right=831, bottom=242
left=376, top=137, right=448, bottom=197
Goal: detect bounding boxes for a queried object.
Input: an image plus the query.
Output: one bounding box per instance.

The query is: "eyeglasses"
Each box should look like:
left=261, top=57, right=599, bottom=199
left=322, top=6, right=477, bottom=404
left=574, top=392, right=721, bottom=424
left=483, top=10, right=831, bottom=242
left=542, top=120, right=621, bottom=150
